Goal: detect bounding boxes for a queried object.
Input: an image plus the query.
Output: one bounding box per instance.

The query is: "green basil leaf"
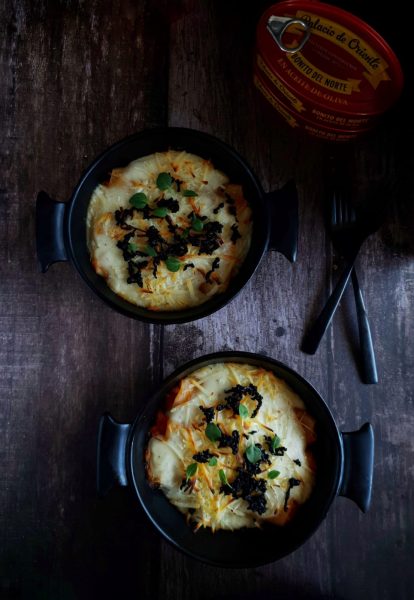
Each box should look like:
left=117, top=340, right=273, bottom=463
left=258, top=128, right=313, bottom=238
left=181, top=228, right=190, bottom=239
left=219, top=469, right=231, bottom=487
left=152, top=207, right=168, bottom=218
left=156, top=172, right=172, bottom=190
left=186, top=463, right=198, bottom=480
left=191, top=217, right=204, bottom=232
left=165, top=257, right=181, bottom=272
left=129, top=192, right=148, bottom=209
left=208, top=457, right=218, bottom=467
left=205, top=422, right=221, bottom=442
left=238, top=404, right=249, bottom=419
left=144, top=245, right=157, bottom=257
left=127, top=242, right=138, bottom=253
left=271, top=435, right=281, bottom=452
left=268, top=470, right=280, bottom=479
left=183, top=190, right=198, bottom=197
left=246, top=444, right=262, bottom=464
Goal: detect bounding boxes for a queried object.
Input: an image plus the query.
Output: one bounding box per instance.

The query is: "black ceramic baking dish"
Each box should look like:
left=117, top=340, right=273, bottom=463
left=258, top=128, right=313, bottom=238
left=97, top=351, right=374, bottom=568
left=36, top=128, right=298, bottom=324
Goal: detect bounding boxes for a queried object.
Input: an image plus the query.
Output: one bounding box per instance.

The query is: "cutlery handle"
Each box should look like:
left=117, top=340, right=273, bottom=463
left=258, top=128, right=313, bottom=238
left=351, top=269, right=378, bottom=384
left=302, top=251, right=359, bottom=354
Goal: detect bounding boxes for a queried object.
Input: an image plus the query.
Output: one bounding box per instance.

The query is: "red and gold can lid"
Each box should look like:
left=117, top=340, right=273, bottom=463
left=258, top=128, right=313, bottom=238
left=256, top=0, right=404, bottom=121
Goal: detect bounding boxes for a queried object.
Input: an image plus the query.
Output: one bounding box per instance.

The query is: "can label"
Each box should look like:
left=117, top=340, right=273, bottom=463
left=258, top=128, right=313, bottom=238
left=286, top=51, right=361, bottom=96
left=254, top=69, right=366, bottom=141
left=255, top=1, right=403, bottom=141
left=256, top=52, right=372, bottom=128
left=296, top=11, right=390, bottom=89
left=257, top=54, right=305, bottom=112
left=254, top=73, right=299, bottom=128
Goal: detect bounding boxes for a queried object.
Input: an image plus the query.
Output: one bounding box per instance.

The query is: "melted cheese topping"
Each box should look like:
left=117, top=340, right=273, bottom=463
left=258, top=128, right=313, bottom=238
left=146, top=363, right=317, bottom=531
left=86, top=151, right=252, bottom=311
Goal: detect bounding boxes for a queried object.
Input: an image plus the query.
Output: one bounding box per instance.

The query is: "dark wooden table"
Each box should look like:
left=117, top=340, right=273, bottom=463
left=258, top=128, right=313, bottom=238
left=1, top=1, right=413, bottom=598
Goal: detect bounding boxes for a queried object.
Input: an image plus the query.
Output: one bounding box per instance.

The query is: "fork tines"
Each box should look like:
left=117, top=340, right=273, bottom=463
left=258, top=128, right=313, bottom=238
left=331, top=191, right=357, bottom=229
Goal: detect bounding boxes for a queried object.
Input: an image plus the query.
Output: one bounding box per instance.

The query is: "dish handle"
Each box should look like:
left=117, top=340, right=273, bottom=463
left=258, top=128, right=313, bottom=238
left=97, top=413, right=131, bottom=496
left=264, top=180, right=298, bottom=263
left=338, top=422, right=374, bottom=512
left=36, top=191, right=68, bottom=272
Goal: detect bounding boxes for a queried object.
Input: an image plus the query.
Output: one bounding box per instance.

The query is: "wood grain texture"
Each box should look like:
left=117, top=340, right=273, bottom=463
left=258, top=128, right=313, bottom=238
left=1, top=1, right=168, bottom=598
left=1, top=0, right=413, bottom=599
left=164, top=2, right=414, bottom=600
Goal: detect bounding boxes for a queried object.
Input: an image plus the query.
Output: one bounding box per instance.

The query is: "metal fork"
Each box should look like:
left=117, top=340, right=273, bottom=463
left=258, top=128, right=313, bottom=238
left=330, top=191, right=378, bottom=384
left=301, top=179, right=386, bottom=362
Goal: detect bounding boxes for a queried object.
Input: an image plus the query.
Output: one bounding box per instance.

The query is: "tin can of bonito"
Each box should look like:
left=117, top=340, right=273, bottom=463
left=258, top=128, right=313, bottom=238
left=254, top=0, right=404, bottom=140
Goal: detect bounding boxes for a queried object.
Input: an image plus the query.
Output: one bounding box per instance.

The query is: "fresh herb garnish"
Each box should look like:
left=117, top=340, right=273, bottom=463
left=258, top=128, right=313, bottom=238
left=183, top=189, right=198, bottom=197
left=271, top=435, right=281, bottom=452
left=219, top=469, right=231, bottom=488
left=205, top=422, right=222, bottom=442
left=217, top=384, right=263, bottom=418
left=186, top=463, right=198, bottom=480
left=265, top=434, right=287, bottom=456
left=244, top=444, right=270, bottom=474
left=129, top=192, right=148, bottom=208
left=165, top=257, right=181, bottom=272
left=208, top=457, right=218, bottom=466
left=191, top=216, right=204, bottom=232
left=268, top=470, right=280, bottom=479
left=156, top=172, right=172, bottom=190
left=246, top=444, right=262, bottom=464
left=181, top=228, right=190, bottom=239
left=152, top=207, right=168, bottom=218
left=238, top=404, right=249, bottom=419
left=144, top=245, right=157, bottom=257
left=127, top=242, right=138, bottom=253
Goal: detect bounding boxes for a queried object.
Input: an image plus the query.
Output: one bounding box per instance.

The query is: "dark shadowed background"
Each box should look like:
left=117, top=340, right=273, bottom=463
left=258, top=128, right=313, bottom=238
left=1, top=1, right=413, bottom=598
